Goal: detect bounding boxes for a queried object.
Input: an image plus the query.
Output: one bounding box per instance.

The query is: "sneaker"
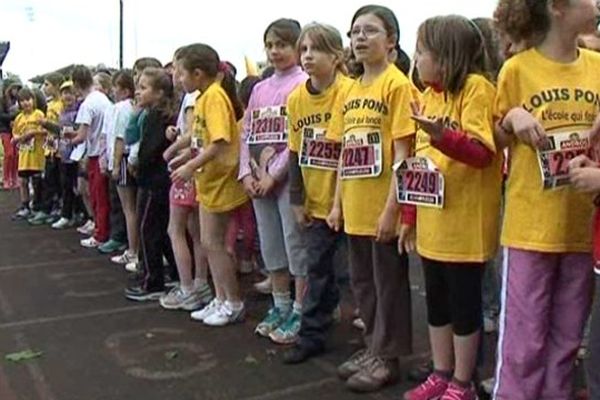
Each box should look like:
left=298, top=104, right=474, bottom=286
left=191, top=298, right=223, bottom=322
left=98, top=239, right=127, bottom=254
left=203, top=302, right=245, bottom=327
left=111, top=250, right=137, bottom=265
left=81, top=236, right=103, bottom=248
left=332, top=304, right=342, bottom=324
left=282, top=343, right=324, bottom=364
left=239, top=259, right=255, bottom=274
left=52, top=217, right=73, bottom=230
left=479, top=377, right=495, bottom=395
left=353, top=317, right=366, bottom=330
left=483, top=316, right=498, bottom=334
left=164, top=275, right=179, bottom=288
left=404, top=373, right=450, bottom=400
left=125, top=261, right=139, bottom=273
left=124, top=285, right=164, bottom=302
left=77, top=220, right=95, bottom=235
left=440, top=382, right=478, bottom=400
left=44, top=214, right=59, bottom=225
left=253, top=276, right=272, bottom=295
left=346, top=356, right=400, bottom=393
left=269, top=310, right=301, bottom=344
left=12, top=207, right=31, bottom=220
left=255, top=307, right=288, bottom=337
left=28, top=211, right=49, bottom=225
left=338, top=349, right=372, bottom=380
left=159, top=287, right=203, bottom=311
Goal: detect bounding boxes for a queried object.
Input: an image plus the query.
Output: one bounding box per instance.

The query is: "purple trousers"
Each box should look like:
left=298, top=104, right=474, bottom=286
left=493, top=248, right=593, bottom=400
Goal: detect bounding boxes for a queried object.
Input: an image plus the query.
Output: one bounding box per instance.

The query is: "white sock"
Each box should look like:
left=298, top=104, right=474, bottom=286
left=272, top=291, right=292, bottom=314
left=292, top=301, right=302, bottom=315
left=226, top=300, right=244, bottom=311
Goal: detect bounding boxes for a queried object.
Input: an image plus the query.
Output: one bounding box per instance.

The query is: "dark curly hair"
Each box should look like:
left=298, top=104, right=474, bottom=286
left=493, top=0, right=569, bottom=44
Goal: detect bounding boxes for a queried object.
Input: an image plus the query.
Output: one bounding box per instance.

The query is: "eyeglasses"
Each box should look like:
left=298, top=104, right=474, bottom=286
left=347, top=25, right=386, bottom=39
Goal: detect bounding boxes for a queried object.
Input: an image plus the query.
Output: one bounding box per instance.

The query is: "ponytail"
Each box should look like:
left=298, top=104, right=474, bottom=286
left=177, top=43, right=243, bottom=120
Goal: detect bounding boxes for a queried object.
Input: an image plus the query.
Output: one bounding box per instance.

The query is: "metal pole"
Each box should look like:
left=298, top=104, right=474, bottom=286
left=119, top=0, right=124, bottom=69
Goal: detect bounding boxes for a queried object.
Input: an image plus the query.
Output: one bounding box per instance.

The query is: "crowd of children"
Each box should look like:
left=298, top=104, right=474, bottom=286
left=3, top=0, right=600, bottom=398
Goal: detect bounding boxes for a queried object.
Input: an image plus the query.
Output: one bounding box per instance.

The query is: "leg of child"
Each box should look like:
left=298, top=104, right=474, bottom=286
left=19, top=175, right=30, bottom=208
left=587, top=274, right=600, bottom=398
left=117, top=185, right=138, bottom=255
left=186, top=207, right=213, bottom=302
left=169, top=205, right=194, bottom=292
left=200, top=208, right=240, bottom=303
left=541, top=253, right=593, bottom=400
left=447, top=263, right=484, bottom=384
left=494, top=249, right=557, bottom=400
left=240, top=201, right=257, bottom=262
left=225, top=207, right=239, bottom=261
left=31, top=173, right=43, bottom=211
left=77, top=176, right=93, bottom=219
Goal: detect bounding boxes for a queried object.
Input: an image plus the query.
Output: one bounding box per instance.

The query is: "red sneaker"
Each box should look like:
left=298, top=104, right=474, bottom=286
left=404, top=373, right=449, bottom=400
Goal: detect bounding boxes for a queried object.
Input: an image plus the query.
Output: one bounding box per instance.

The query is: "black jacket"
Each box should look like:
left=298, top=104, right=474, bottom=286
left=137, top=108, right=172, bottom=189
left=0, top=96, right=18, bottom=133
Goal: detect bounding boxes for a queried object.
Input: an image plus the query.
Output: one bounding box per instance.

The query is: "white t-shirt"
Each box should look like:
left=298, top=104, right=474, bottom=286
left=103, top=99, right=134, bottom=171
left=176, top=91, right=199, bottom=134
left=75, top=90, right=112, bottom=157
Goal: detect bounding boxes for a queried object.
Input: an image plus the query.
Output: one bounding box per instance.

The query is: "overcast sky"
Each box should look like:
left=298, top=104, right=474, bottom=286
left=1, top=0, right=497, bottom=81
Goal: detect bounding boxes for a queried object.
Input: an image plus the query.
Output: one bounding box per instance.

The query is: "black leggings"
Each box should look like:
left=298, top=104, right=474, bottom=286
left=422, top=257, right=484, bottom=336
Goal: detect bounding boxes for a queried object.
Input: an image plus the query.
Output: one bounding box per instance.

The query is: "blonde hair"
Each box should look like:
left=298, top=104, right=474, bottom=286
left=297, top=22, right=348, bottom=75
left=93, top=72, right=113, bottom=95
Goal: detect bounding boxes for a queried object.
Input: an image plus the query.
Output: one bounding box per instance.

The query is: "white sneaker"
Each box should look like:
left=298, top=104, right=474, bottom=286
left=203, top=302, right=245, bottom=327
left=480, top=377, right=495, bottom=394
left=239, top=259, right=255, bottom=274
left=77, top=220, right=95, bottom=236
left=81, top=236, right=103, bottom=248
left=111, top=250, right=137, bottom=265
left=484, top=316, right=498, bottom=333
left=52, top=217, right=72, bottom=230
left=190, top=298, right=223, bottom=322
left=159, top=287, right=203, bottom=311
left=125, top=261, right=138, bottom=273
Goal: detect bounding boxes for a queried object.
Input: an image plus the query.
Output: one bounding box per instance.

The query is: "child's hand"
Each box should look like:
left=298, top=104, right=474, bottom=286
left=569, top=154, right=598, bottom=170
left=504, top=108, right=547, bottom=149
left=167, top=150, right=191, bottom=171
left=242, top=175, right=259, bottom=198
left=170, top=163, right=194, bottom=185
left=326, top=206, right=343, bottom=232
left=376, top=207, right=397, bottom=243
left=570, top=166, right=600, bottom=192
left=111, top=168, right=120, bottom=182
left=165, top=126, right=179, bottom=141
left=410, top=101, right=443, bottom=141
left=292, top=205, right=312, bottom=228
left=397, top=223, right=416, bottom=255
left=256, top=173, right=276, bottom=197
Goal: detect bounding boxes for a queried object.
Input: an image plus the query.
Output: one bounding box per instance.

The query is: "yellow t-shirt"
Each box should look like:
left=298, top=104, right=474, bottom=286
left=496, top=48, right=600, bottom=253
left=415, top=74, right=502, bottom=262
left=13, top=110, right=46, bottom=171
left=288, top=73, right=354, bottom=220
left=44, top=99, right=64, bottom=156
left=193, top=82, right=248, bottom=213
left=327, top=64, right=416, bottom=236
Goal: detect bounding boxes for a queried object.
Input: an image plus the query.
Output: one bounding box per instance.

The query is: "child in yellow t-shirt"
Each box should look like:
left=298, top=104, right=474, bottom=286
left=325, top=5, right=416, bottom=392
left=282, top=22, right=353, bottom=360
left=11, top=88, right=46, bottom=219
left=492, top=0, right=600, bottom=399
left=171, top=43, right=248, bottom=327
left=29, top=72, right=65, bottom=225
left=402, top=16, right=501, bottom=400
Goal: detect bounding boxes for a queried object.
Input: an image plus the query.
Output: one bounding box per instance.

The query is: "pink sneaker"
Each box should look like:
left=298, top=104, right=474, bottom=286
left=441, top=382, right=478, bottom=400
left=404, top=374, right=449, bottom=400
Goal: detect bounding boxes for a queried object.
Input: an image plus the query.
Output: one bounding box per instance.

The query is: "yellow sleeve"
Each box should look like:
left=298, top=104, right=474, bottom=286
left=12, top=114, right=24, bottom=137
left=389, top=82, right=416, bottom=139
left=460, top=79, right=497, bottom=152
left=494, top=63, right=516, bottom=122
left=287, top=90, right=301, bottom=152
left=205, top=91, right=233, bottom=144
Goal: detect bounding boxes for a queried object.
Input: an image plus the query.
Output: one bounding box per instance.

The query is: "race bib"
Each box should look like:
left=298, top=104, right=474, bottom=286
left=299, top=127, right=341, bottom=170
left=395, top=157, right=444, bottom=208
left=19, top=137, right=35, bottom=152
left=340, top=131, right=382, bottom=179
left=247, top=106, right=287, bottom=144
left=537, top=129, right=590, bottom=190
